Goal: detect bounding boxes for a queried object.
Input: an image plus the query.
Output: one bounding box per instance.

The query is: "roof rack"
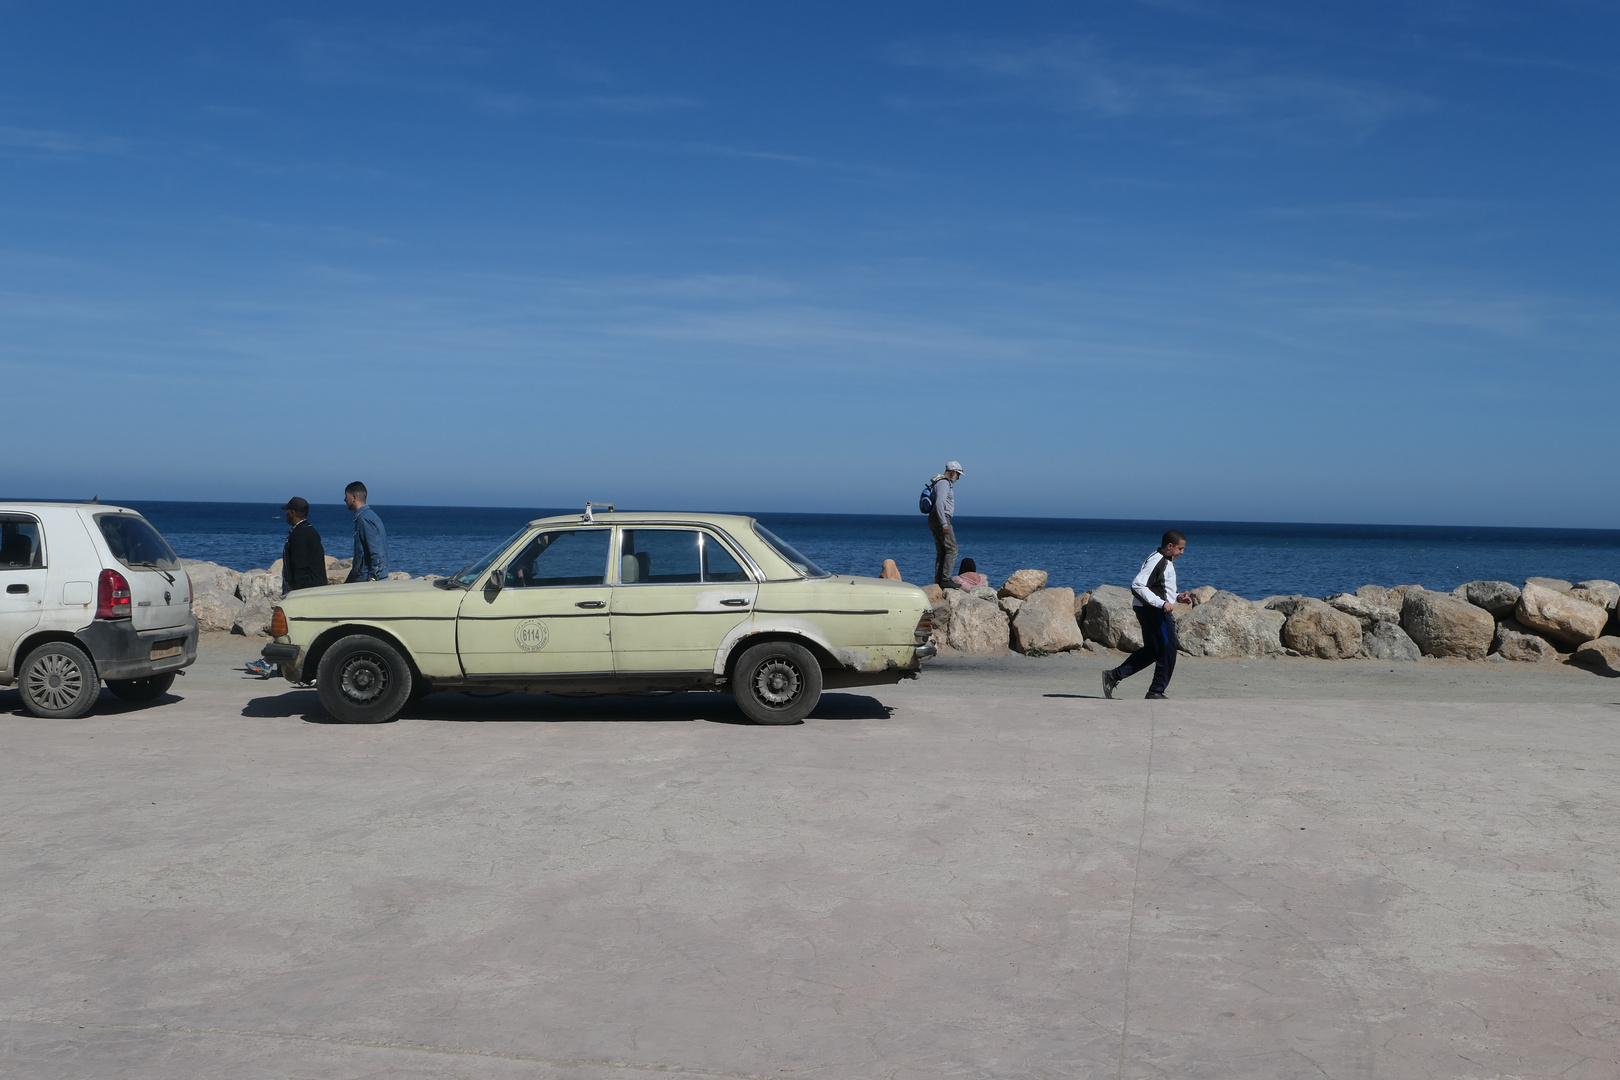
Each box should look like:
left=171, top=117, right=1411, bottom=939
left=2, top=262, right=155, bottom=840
left=582, top=502, right=615, bottom=523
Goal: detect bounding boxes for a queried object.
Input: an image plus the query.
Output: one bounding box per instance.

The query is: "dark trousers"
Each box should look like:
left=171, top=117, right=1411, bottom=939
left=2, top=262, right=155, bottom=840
left=1113, top=604, right=1177, bottom=695
left=930, top=520, right=958, bottom=588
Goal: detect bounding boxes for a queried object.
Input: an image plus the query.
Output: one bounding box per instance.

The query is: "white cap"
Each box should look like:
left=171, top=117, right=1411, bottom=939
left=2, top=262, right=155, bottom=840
left=945, top=461, right=964, bottom=474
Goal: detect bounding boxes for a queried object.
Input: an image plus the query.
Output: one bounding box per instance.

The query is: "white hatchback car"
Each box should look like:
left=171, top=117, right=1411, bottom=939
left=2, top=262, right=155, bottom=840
left=0, top=502, right=199, bottom=718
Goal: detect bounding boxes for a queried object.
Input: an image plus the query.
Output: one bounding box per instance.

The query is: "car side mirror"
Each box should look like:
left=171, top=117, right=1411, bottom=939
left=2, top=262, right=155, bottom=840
left=486, top=569, right=504, bottom=593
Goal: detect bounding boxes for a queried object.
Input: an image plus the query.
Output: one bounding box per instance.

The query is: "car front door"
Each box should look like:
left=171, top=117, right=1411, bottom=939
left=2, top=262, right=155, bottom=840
left=609, top=527, right=758, bottom=674
left=456, top=528, right=614, bottom=677
left=0, top=514, right=48, bottom=677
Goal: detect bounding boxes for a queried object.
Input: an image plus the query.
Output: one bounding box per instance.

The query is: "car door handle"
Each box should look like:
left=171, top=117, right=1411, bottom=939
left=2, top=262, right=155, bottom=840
left=576, top=600, right=606, bottom=609
left=5, top=584, right=26, bottom=595
left=720, top=598, right=750, bottom=606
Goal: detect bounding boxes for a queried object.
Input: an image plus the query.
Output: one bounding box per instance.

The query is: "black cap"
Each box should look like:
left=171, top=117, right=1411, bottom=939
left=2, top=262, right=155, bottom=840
left=281, top=497, right=310, bottom=515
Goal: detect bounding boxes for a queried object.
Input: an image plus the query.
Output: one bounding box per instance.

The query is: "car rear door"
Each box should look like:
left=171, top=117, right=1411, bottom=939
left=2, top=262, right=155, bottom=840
left=609, top=527, right=758, bottom=673
left=92, top=511, right=192, bottom=633
left=0, top=513, right=48, bottom=675
left=456, top=528, right=615, bottom=677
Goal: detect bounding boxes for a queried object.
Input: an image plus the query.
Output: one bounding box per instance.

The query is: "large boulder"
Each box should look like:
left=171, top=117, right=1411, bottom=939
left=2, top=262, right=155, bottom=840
left=1493, top=620, right=1560, bottom=663
left=945, top=592, right=1010, bottom=654
left=998, top=595, right=1023, bottom=618
left=1363, top=621, right=1420, bottom=662
left=1525, top=577, right=1573, bottom=593
left=1187, top=585, right=1217, bottom=606
left=921, top=583, right=944, bottom=604
left=998, top=569, right=1048, bottom=600
left=1010, top=588, right=1083, bottom=654
left=1574, top=637, right=1620, bottom=675
left=1573, top=580, right=1620, bottom=611
left=1081, top=585, right=1144, bottom=652
left=969, top=585, right=999, bottom=604
left=236, top=568, right=280, bottom=605
left=192, top=591, right=244, bottom=633
left=1175, top=591, right=1285, bottom=659
left=326, top=557, right=353, bottom=585
left=1515, top=582, right=1609, bottom=646
left=1567, top=586, right=1616, bottom=613
left=1261, top=595, right=1310, bottom=617
left=1281, top=598, right=1365, bottom=659
left=1401, top=589, right=1494, bottom=660
left=1072, top=590, right=1091, bottom=615
left=1451, top=580, right=1521, bottom=618
left=1326, top=592, right=1401, bottom=629
left=1355, top=584, right=1400, bottom=609
left=232, top=596, right=275, bottom=637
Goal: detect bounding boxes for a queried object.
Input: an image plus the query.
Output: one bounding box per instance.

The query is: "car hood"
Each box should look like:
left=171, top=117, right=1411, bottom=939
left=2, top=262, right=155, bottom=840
left=277, top=577, right=464, bottom=619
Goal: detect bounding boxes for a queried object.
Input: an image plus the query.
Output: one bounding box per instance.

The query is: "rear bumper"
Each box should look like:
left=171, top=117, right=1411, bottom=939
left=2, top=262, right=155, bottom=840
left=915, top=641, right=938, bottom=661
left=79, top=615, right=199, bottom=681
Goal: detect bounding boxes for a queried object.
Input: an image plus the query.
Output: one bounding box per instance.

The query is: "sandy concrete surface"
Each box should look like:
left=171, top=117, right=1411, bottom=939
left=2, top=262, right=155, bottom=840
left=1, top=634, right=1617, bottom=1078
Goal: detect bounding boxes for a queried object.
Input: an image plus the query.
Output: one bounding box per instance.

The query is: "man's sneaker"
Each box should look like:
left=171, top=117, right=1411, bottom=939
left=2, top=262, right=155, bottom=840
left=1145, top=691, right=1167, bottom=700
left=1102, top=670, right=1119, bottom=699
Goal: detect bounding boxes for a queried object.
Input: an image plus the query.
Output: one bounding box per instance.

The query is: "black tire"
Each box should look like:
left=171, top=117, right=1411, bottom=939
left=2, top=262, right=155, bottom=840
left=315, top=634, right=412, bottom=724
left=731, top=641, right=823, bottom=725
left=106, top=672, right=177, bottom=703
left=19, top=641, right=100, bottom=719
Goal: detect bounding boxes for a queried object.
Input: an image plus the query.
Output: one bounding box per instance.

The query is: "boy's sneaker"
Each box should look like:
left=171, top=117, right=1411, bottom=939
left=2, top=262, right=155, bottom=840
left=1145, top=691, right=1167, bottom=700
left=1101, top=670, right=1119, bottom=699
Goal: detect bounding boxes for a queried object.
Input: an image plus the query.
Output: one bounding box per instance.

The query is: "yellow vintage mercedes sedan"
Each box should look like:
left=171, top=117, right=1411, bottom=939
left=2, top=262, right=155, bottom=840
left=261, top=508, right=935, bottom=725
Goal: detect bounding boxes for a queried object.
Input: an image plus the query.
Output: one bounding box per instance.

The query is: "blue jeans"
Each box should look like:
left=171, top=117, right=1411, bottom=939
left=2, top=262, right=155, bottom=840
left=1112, top=605, right=1177, bottom=695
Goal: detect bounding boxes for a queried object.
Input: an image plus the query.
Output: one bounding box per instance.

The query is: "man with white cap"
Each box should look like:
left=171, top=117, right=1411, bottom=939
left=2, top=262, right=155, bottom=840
left=927, top=461, right=964, bottom=590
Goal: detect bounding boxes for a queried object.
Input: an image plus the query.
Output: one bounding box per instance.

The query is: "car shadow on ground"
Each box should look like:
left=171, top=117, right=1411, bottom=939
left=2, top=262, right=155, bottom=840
left=1, top=687, right=186, bottom=717
left=239, top=689, right=894, bottom=725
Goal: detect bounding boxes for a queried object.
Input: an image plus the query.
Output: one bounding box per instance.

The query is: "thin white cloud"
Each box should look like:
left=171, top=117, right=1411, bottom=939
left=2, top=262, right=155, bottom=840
left=891, top=34, right=1433, bottom=135
left=0, top=124, right=129, bottom=156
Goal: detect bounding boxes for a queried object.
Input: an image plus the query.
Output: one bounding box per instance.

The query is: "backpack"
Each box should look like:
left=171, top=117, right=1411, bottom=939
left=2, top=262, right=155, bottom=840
left=919, top=474, right=947, bottom=515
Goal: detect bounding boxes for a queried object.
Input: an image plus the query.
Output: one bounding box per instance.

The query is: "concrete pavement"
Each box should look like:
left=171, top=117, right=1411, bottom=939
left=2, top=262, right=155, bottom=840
left=1, top=637, right=1617, bottom=1078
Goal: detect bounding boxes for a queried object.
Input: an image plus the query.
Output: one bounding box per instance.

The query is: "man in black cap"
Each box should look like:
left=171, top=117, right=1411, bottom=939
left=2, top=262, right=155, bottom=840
left=281, top=497, right=328, bottom=596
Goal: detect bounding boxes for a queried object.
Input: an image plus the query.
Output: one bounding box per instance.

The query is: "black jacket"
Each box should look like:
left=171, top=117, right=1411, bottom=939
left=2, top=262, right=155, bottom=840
left=283, top=519, right=328, bottom=593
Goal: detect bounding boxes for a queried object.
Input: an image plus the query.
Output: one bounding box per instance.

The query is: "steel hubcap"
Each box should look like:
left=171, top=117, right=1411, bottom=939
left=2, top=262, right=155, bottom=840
left=340, top=654, right=389, bottom=704
left=753, top=659, right=801, bottom=708
left=26, top=654, right=83, bottom=711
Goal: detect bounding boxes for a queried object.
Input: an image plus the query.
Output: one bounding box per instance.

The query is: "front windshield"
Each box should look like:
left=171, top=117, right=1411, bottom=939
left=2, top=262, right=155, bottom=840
left=752, top=523, right=829, bottom=579
left=451, top=528, right=529, bottom=587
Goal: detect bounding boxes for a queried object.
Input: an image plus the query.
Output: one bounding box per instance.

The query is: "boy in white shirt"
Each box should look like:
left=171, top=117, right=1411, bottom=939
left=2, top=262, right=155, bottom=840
left=1103, top=530, right=1191, bottom=700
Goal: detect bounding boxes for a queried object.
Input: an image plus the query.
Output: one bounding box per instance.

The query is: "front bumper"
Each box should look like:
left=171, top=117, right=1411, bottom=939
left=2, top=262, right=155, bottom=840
left=79, top=615, right=199, bottom=681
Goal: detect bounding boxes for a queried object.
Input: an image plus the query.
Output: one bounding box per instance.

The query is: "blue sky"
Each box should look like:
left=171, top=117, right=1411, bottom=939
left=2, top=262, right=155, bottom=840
left=4, top=2, right=1616, bottom=526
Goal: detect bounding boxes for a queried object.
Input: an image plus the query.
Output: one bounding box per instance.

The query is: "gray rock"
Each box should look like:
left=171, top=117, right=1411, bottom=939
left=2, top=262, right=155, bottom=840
left=1450, top=580, right=1521, bottom=618
left=1261, top=594, right=1311, bottom=617
left=1515, top=582, right=1609, bottom=646
left=1010, top=588, right=1083, bottom=654
left=1573, top=636, right=1620, bottom=675
left=1362, top=621, right=1420, bottom=662
left=1187, top=585, right=1217, bottom=606
left=969, top=585, right=1000, bottom=604
left=386, top=571, right=412, bottom=581
left=231, top=596, right=275, bottom=637
left=327, top=558, right=353, bottom=585
left=1355, top=584, right=1400, bottom=609
left=1492, top=620, right=1561, bottom=663
left=1174, top=591, right=1286, bottom=659
left=1072, top=590, right=1091, bottom=615
left=1573, top=580, right=1620, bottom=611
left=1401, top=589, right=1494, bottom=660
left=1081, top=585, right=1144, bottom=652
left=236, top=569, right=280, bottom=605
left=191, top=591, right=244, bottom=634
left=944, top=592, right=1010, bottom=654
left=998, top=569, right=1048, bottom=600
left=1567, top=587, right=1614, bottom=613
left=1325, top=593, right=1401, bottom=630
left=1525, top=577, right=1573, bottom=593
left=998, top=595, right=1023, bottom=618
left=1281, top=598, right=1365, bottom=659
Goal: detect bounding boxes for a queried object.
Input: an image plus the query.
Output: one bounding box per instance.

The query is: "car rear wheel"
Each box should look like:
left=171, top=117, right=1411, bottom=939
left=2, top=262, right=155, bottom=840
left=732, top=641, right=822, bottom=725
left=316, top=634, right=412, bottom=724
left=20, top=641, right=100, bottom=719
left=106, top=672, right=177, bottom=702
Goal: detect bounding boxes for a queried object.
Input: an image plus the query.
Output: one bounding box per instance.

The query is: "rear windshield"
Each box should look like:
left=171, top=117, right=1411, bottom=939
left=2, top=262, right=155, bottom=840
left=96, top=513, right=180, bottom=570
left=752, top=523, right=829, bottom=579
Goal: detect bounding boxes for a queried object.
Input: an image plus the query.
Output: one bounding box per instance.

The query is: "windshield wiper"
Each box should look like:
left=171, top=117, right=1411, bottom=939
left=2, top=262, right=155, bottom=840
left=127, top=561, right=178, bottom=583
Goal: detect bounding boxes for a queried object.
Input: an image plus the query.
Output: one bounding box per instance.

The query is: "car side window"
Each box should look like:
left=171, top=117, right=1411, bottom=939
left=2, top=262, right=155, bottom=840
left=618, top=530, right=701, bottom=584
left=701, top=535, right=750, bottom=583
left=503, top=530, right=609, bottom=588
left=0, top=516, right=43, bottom=569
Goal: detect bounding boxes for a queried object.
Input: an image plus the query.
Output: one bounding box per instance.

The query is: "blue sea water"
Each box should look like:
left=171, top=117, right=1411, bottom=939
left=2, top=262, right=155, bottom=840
left=102, top=501, right=1620, bottom=601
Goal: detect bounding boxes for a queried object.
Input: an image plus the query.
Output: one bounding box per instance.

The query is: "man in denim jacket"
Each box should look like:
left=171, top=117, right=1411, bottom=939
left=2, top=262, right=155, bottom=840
left=342, top=481, right=388, bottom=582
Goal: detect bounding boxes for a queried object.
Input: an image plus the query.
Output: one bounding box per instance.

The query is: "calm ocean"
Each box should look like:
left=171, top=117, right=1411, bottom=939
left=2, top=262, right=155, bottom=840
left=96, top=501, right=1620, bottom=601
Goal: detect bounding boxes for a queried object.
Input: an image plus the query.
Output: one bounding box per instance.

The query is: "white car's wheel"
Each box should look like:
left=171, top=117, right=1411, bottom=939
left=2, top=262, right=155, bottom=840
left=20, top=641, right=100, bottom=719
left=732, top=641, right=822, bottom=725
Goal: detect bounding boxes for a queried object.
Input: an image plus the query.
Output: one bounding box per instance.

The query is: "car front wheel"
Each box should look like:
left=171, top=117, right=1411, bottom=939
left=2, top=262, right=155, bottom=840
left=20, top=641, right=100, bottom=719
left=316, top=634, right=412, bottom=724
left=732, top=640, right=823, bottom=725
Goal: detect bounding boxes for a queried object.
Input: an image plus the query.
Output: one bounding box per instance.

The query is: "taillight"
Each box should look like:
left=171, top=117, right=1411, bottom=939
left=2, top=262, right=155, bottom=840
left=914, top=611, right=933, bottom=644
left=97, top=569, right=132, bottom=619
left=269, top=607, right=288, bottom=637
left=186, top=572, right=193, bottom=605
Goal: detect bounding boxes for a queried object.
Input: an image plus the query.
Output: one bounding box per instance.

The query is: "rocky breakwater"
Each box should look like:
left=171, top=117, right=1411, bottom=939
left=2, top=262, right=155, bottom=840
left=917, top=562, right=1618, bottom=673
left=182, top=558, right=423, bottom=636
